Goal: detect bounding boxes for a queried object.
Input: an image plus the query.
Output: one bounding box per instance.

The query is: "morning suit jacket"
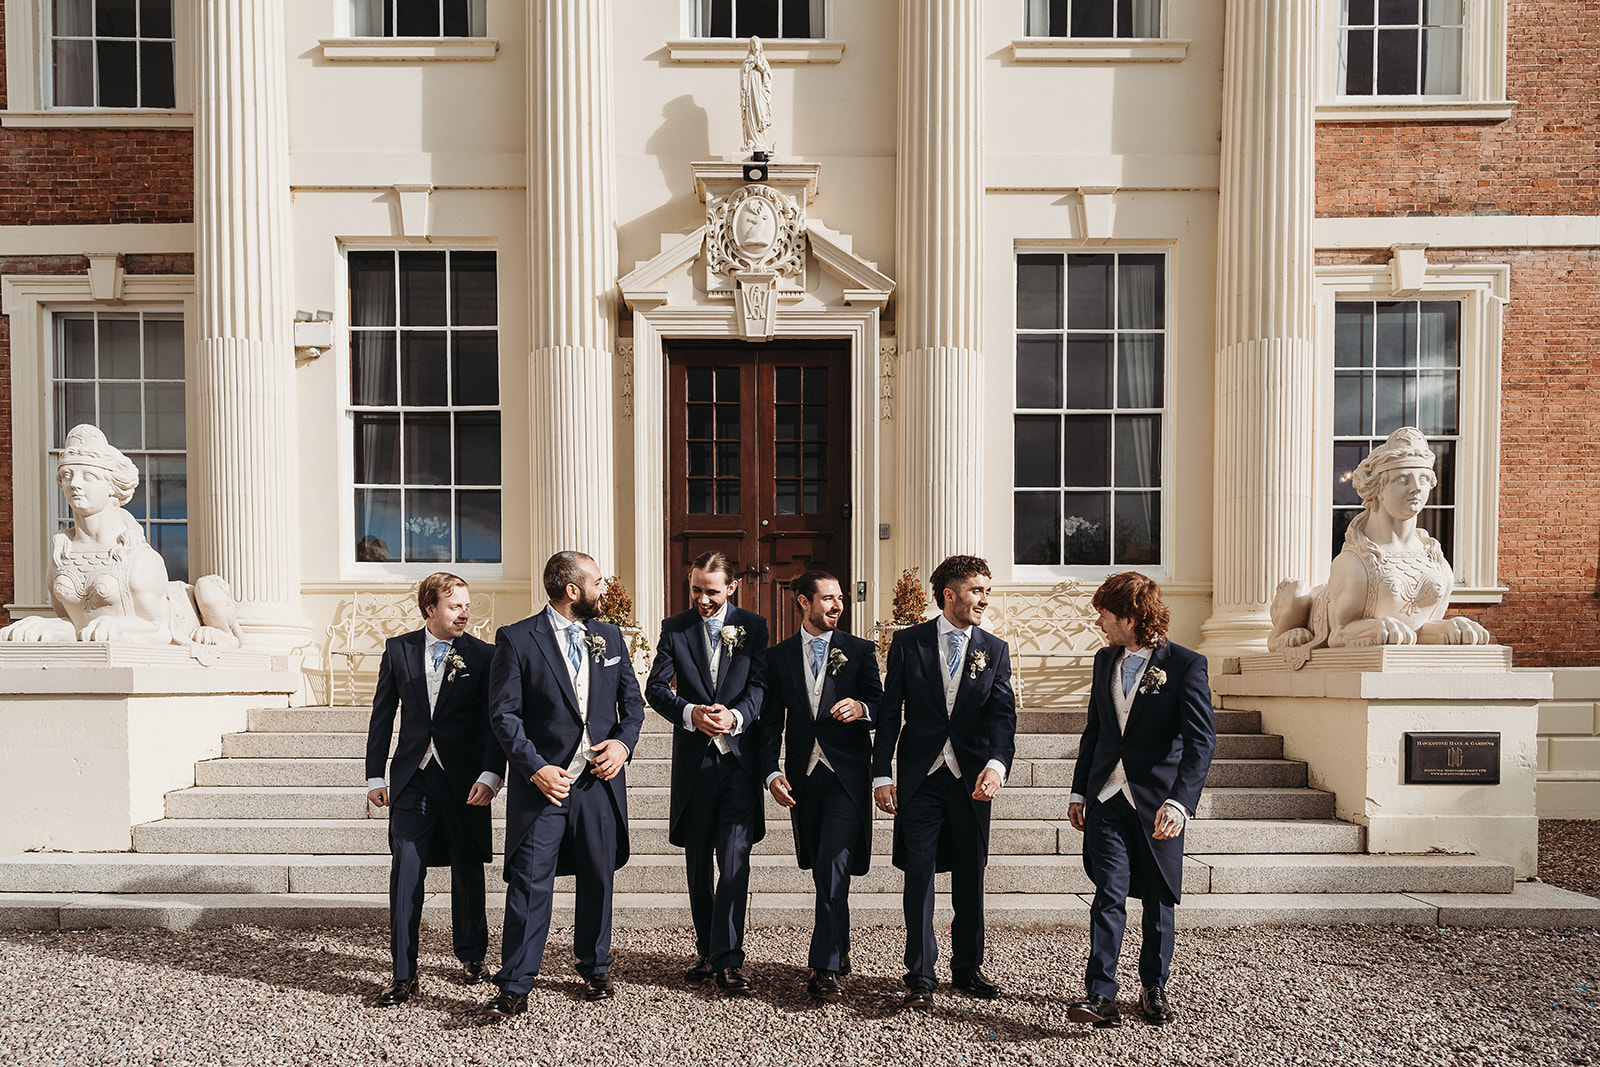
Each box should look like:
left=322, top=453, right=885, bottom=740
left=1070, top=640, right=1216, bottom=902
left=365, top=629, right=503, bottom=864
left=871, top=619, right=1017, bottom=872
left=487, top=614, right=645, bottom=875
left=757, top=628, right=883, bottom=875
left=645, top=605, right=769, bottom=847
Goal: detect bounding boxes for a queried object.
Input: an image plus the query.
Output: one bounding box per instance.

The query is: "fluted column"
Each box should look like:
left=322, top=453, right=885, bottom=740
left=1198, top=0, right=1318, bottom=657
left=191, top=0, right=308, bottom=653
left=527, top=0, right=618, bottom=570
left=895, top=0, right=984, bottom=571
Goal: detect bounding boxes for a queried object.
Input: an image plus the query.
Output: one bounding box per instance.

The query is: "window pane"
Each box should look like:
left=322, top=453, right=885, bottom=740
left=1421, top=27, right=1461, bottom=94
left=441, top=0, right=471, bottom=36
left=452, top=332, right=498, bottom=406
left=140, top=0, right=173, bottom=37
left=140, top=40, right=175, bottom=108
left=1062, top=415, right=1110, bottom=487
left=1432, top=438, right=1456, bottom=505
left=1374, top=302, right=1415, bottom=367
left=1334, top=370, right=1373, bottom=436
left=1062, top=492, right=1110, bottom=565
left=1114, top=491, right=1160, bottom=565
left=53, top=41, right=96, bottom=107
left=780, top=0, right=811, bottom=37
left=99, top=382, right=142, bottom=448
left=1344, top=29, right=1375, bottom=95
left=351, top=333, right=398, bottom=406
left=1065, top=336, right=1111, bottom=408
left=1017, top=337, right=1063, bottom=408
left=350, top=253, right=396, bottom=327
left=97, top=0, right=138, bottom=36
left=125, top=456, right=148, bottom=519
left=355, top=489, right=401, bottom=561
left=1067, top=255, right=1113, bottom=330
left=1017, top=254, right=1064, bottom=330
left=451, top=252, right=497, bottom=326
left=1114, top=415, right=1161, bottom=488
left=1117, top=254, right=1164, bottom=329
left=398, top=252, right=448, bottom=326
left=396, top=0, right=441, bottom=36
left=1347, top=0, right=1376, bottom=23
left=58, top=383, right=97, bottom=445
left=401, top=332, right=449, bottom=406
left=1375, top=369, right=1414, bottom=432
left=1417, top=370, right=1458, bottom=435
left=688, top=367, right=714, bottom=403
left=354, top=413, right=401, bottom=484
left=735, top=0, right=778, bottom=38
left=1376, top=28, right=1419, bottom=94
left=147, top=455, right=186, bottom=519
left=708, top=0, right=733, bottom=37
left=1331, top=508, right=1360, bottom=558
left=145, top=382, right=185, bottom=448
left=1332, top=442, right=1368, bottom=508
left=404, top=490, right=453, bottom=562
left=1418, top=301, right=1458, bottom=366
left=1014, top=416, right=1060, bottom=488
left=1014, top=491, right=1060, bottom=565
left=145, top=318, right=184, bottom=379
left=1334, top=302, right=1373, bottom=367
left=100, top=318, right=142, bottom=378
left=96, top=40, right=138, bottom=107
left=59, top=318, right=97, bottom=378
left=56, top=0, right=94, bottom=35
left=454, top=412, right=500, bottom=486
left=149, top=522, right=187, bottom=582
left=1117, top=334, right=1163, bottom=408
left=456, top=490, right=501, bottom=563
left=403, top=414, right=452, bottom=485
left=1070, top=0, right=1114, bottom=38
left=1377, top=0, right=1419, bottom=24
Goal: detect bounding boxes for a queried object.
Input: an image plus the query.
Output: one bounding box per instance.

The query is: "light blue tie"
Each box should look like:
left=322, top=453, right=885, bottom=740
left=431, top=641, right=448, bottom=672
left=946, top=630, right=965, bottom=679
left=706, top=617, right=723, bottom=660
left=809, top=637, right=827, bottom=679
left=566, top=624, right=584, bottom=674
left=1122, top=654, right=1145, bottom=697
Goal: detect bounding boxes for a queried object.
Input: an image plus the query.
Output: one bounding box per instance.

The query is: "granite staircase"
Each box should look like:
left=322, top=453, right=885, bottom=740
left=3, top=701, right=1594, bottom=930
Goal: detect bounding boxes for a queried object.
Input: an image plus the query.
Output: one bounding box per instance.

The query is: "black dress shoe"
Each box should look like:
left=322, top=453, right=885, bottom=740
left=462, top=960, right=487, bottom=985
left=1140, top=984, right=1174, bottom=1025
left=685, top=955, right=714, bottom=983
left=481, top=991, right=527, bottom=1019
left=952, top=970, right=1001, bottom=999
left=376, top=977, right=418, bottom=1006
left=583, top=974, right=615, bottom=1002
left=1066, top=994, right=1121, bottom=1028
left=838, top=952, right=853, bottom=977
left=807, top=970, right=842, bottom=1002
left=715, top=967, right=753, bottom=994
left=902, top=981, right=935, bottom=1010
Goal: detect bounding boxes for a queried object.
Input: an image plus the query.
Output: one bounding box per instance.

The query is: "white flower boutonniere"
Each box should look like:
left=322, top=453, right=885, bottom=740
left=720, top=624, right=744, bottom=652
left=443, top=647, right=469, bottom=683
left=585, top=633, right=609, bottom=663
left=1138, top=666, right=1167, bottom=696
left=967, top=649, right=990, bottom=680
left=826, top=647, right=850, bottom=677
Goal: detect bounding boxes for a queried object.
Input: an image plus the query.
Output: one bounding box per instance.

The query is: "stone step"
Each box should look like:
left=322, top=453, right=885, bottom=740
left=6, top=882, right=1598, bottom=932
left=1016, top=708, right=1260, bottom=734
left=130, top=816, right=1364, bottom=857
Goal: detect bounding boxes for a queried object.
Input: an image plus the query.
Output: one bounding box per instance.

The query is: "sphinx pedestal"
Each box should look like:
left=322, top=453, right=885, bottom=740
left=0, top=645, right=298, bottom=854
left=1213, top=647, right=1550, bottom=878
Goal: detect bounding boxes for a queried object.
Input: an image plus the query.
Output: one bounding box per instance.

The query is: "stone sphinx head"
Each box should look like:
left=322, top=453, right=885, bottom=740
left=1352, top=426, right=1437, bottom=519
left=57, top=424, right=141, bottom=513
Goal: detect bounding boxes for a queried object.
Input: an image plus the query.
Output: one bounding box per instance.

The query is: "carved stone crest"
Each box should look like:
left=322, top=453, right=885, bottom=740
left=706, top=183, right=805, bottom=281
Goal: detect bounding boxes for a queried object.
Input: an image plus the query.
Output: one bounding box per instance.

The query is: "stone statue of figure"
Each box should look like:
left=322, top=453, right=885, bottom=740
left=740, top=36, right=773, bottom=158
left=1269, top=426, right=1492, bottom=654
left=0, top=424, right=243, bottom=648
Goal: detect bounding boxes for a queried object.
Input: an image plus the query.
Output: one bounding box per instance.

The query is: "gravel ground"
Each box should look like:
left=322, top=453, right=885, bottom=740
left=1, top=922, right=1595, bottom=1067
left=1541, top=820, right=1600, bottom=899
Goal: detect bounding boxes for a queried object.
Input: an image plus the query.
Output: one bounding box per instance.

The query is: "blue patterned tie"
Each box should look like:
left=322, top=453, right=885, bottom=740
left=946, top=630, right=965, bottom=679
left=431, top=641, right=448, bottom=672
left=809, top=637, right=827, bottom=679
left=706, top=617, right=723, bottom=659
left=566, top=624, right=584, bottom=674
left=1122, top=654, right=1144, bottom=697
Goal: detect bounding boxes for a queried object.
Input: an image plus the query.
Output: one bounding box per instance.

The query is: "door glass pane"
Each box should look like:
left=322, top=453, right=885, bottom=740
left=689, top=442, right=714, bottom=478
left=688, top=367, right=714, bottom=402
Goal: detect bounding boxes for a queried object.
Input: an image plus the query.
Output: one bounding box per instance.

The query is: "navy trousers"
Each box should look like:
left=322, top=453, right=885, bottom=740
left=899, top=766, right=986, bottom=987
left=795, top=764, right=859, bottom=972
left=496, top=772, right=618, bottom=995
left=1082, top=790, right=1176, bottom=999
left=684, top=748, right=758, bottom=969
left=387, top=760, right=488, bottom=979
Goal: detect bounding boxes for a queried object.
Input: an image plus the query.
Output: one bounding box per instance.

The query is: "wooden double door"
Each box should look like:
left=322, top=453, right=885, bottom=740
left=666, top=341, right=852, bottom=644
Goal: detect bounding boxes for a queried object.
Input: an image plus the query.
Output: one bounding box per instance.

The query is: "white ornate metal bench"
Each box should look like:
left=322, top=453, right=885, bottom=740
left=988, top=581, right=1105, bottom=704
left=323, top=585, right=499, bottom=706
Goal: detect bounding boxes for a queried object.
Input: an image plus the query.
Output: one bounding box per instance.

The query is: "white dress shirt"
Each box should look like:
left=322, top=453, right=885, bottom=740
left=679, top=603, right=747, bottom=753
left=764, top=625, right=873, bottom=789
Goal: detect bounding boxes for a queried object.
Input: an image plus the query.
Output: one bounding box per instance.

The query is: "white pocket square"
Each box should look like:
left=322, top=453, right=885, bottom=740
left=603, top=656, right=622, bottom=667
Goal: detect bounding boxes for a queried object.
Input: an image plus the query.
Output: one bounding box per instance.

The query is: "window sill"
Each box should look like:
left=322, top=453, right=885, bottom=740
left=665, top=39, right=843, bottom=64
left=317, top=37, right=499, bottom=62
left=0, top=109, right=192, bottom=129
left=1317, top=99, right=1515, bottom=122
left=1008, top=37, right=1189, bottom=63
left=1450, top=586, right=1509, bottom=606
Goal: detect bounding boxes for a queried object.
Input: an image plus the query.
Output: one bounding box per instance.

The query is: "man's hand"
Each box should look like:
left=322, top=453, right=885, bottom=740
left=769, top=774, right=796, bottom=808
left=465, top=782, right=494, bottom=807
left=828, top=698, right=866, bottom=723
left=1068, top=800, right=1085, bottom=832
left=874, top=783, right=898, bottom=814
left=690, top=703, right=735, bottom=737
left=971, top=767, right=1003, bottom=802
left=367, top=787, right=389, bottom=808
left=588, top=739, right=629, bottom=781
left=532, top=765, right=574, bottom=806
left=1153, top=805, right=1184, bottom=840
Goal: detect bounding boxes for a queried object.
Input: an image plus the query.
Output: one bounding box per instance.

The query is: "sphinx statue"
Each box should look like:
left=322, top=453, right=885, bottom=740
left=1269, top=426, right=1491, bottom=659
left=0, top=424, right=243, bottom=648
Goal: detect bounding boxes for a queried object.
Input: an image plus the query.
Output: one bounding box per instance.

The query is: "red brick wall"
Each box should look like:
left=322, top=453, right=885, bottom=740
left=1316, top=1, right=1600, bottom=218
left=0, top=129, right=193, bottom=225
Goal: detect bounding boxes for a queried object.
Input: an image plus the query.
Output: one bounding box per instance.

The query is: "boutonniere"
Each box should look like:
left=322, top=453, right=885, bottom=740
left=443, top=647, right=469, bottom=683
left=1138, top=666, right=1166, bottom=696
left=967, top=649, right=990, bottom=680
left=826, top=647, right=850, bottom=676
left=720, top=624, right=744, bottom=652
left=585, top=633, right=609, bottom=662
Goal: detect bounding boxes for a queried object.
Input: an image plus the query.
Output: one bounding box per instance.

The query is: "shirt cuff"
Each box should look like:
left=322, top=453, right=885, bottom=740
left=728, top=708, right=745, bottom=735
left=764, top=771, right=783, bottom=788
left=1160, top=799, right=1190, bottom=826
left=871, top=775, right=894, bottom=790
left=984, top=759, right=1009, bottom=787
left=366, top=777, right=387, bottom=792
left=476, top=772, right=503, bottom=795
left=1068, top=792, right=1085, bottom=807
left=681, top=705, right=697, bottom=731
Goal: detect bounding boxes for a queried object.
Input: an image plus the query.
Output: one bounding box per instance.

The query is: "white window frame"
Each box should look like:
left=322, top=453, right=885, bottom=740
left=339, top=243, right=505, bottom=581
left=1010, top=247, right=1174, bottom=585
left=1011, top=0, right=1187, bottom=63
left=1313, top=260, right=1509, bottom=602
left=1317, top=0, right=1511, bottom=122
left=1, top=0, right=195, bottom=128
left=1, top=272, right=196, bottom=617
left=668, top=0, right=843, bottom=63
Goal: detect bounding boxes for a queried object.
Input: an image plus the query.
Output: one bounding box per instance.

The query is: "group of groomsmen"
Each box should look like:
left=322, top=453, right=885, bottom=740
left=364, top=551, right=1214, bottom=1027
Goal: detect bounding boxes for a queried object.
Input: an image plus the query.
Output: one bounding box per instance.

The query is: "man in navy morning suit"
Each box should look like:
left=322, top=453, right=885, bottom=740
left=480, top=551, right=644, bottom=1016
left=365, top=572, right=505, bottom=1006
left=758, top=570, right=882, bottom=1002
left=872, top=555, right=1016, bottom=1011
left=645, top=550, right=769, bottom=994
left=1066, top=573, right=1216, bottom=1028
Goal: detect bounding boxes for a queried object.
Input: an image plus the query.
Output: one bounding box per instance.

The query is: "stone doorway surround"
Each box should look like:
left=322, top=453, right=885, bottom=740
left=619, top=161, right=893, bottom=632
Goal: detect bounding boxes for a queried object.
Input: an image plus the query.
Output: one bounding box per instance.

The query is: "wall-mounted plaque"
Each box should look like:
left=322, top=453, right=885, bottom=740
left=1404, top=732, right=1501, bottom=785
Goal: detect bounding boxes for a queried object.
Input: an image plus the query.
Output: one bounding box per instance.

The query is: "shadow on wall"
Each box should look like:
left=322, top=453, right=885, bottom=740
left=622, top=95, right=712, bottom=266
